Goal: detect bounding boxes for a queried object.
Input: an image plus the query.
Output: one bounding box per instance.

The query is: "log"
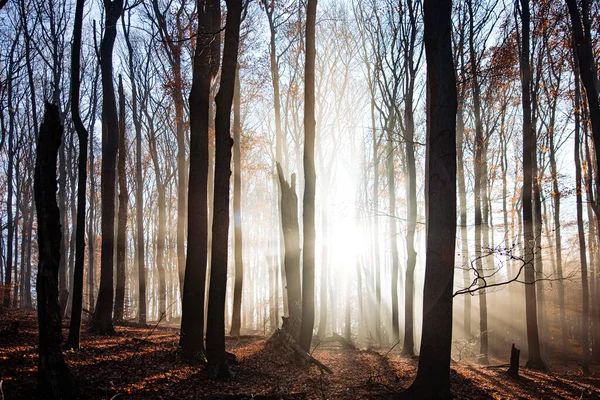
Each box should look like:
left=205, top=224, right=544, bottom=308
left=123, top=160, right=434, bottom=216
left=507, top=343, right=520, bottom=378
left=268, top=329, right=333, bottom=374
left=332, top=332, right=357, bottom=350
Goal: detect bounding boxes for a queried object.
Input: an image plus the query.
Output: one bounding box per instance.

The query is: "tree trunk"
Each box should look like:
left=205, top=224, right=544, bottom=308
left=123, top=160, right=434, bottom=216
left=205, top=0, right=242, bottom=376
left=113, top=75, right=128, bottom=323
left=66, top=0, right=88, bottom=349
left=90, top=0, right=123, bottom=335
left=573, top=53, right=590, bottom=373
left=180, top=0, right=220, bottom=360
left=566, top=0, right=600, bottom=200
left=88, top=67, right=99, bottom=314
left=3, top=37, right=18, bottom=309
left=35, top=103, right=76, bottom=399
left=299, top=0, right=317, bottom=354
left=121, top=13, right=146, bottom=326
left=467, top=0, right=488, bottom=364
left=519, top=0, right=544, bottom=370
left=402, top=1, right=456, bottom=396
left=230, top=65, right=244, bottom=337
left=277, top=163, right=302, bottom=337
left=548, top=99, right=567, bottom=357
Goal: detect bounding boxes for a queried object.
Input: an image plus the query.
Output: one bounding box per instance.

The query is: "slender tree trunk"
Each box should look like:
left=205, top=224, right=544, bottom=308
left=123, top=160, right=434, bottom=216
left=88, top=68, right=99, bottom=314
left=3, top=38, right=18, bottom=308
left=113, top=75, right=128, bottom=323
left=66, top=0, right=88, bottom=349
left=403, top=81, right=417, bottom=357
left=573, top=55, right=590, bottom=373
left=180, top=0, right=220, bottom=359
left=230, top=65, right=244, bottom=336
left=90, top=0, right=123, bottom=335
left=519, top=0, right=544, bottom=369
left=35, top=103, right=76, bottom=399
left=548, top=106, right=567, bottom=357
left=205, top=0, right=242, bottom=376
left=403, top=1, right=456, bottom=396
left=387, top=120, right=400, bottom=344
left=122, top=14, right=146, bottom=325
left=467, top=0, right=488, bottom=364
left=299, top=0, right=318, bottom=354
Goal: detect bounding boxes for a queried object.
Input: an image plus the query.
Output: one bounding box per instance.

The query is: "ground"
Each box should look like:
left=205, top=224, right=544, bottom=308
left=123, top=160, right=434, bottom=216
left=1, top=311, right=599, bottom=399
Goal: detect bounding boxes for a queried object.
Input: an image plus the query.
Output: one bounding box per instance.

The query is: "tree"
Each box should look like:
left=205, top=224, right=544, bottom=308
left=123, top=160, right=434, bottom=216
left=205, top=0, right=243, bottom=376
left=277, top=162, right=302, bottom=336
left=467, top=0, right=489, bottom=364
left=90, top=0, right=124, bottom=335
left=400, top=0, right=457, bottom=397
left=122, top=3, right=147, bottom=325
left=35, top=103, right=76, bottom=399
left=566, top=0, right=600, bottom=192
left=573, top=44, right=590, bottom=373
left=180, top=0, right=220, bottom=360
left=113, top=74, right=128, bottom=323
left=517, top=0, right=544, bottom=370
left=298, top=0, right=317, bottom=354
left=230, top=65, right=244, bottom=337
left=150, top=0, right=191, bottom=292
left=65, top=0, right=88, bottom=350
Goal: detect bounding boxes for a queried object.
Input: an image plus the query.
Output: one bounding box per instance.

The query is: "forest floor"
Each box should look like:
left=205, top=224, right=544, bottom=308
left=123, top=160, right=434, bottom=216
left=1, top=311, right=599, bottom=399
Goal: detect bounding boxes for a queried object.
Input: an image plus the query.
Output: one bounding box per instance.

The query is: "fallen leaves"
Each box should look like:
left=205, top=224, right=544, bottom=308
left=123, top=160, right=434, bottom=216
left=0, top=311, right=599, bottom=399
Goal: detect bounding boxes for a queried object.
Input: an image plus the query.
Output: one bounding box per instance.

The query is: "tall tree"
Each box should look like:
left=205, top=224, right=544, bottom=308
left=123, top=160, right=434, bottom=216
left=573, top=45, right=590, bottom=373
left=90, top=0, right=124, bottom=335
left=150, top=0, right=190, bottom=292
left=230, top=65, right=244, bottom=337
left=180, top=0, right=220, bottom=360
left=401, top=0, right=456, bottom=397
left=518, top=0, right=544, bottom=370
left=35, top=103, right=76, bottom=399
left=299, top=0, right=317, bottom=353
left=401, top=0, right=421, bottom=356
left=66, top=0, right=88, bottom=350
left=566, top=0, right=600, bottom=191
left=122, top=4, right=146, bottom=325
left=467, top=0, right=488, bottom=364
left=205, top=0, right=242, bottom=376
left=113, top=75, right=128, bottom=323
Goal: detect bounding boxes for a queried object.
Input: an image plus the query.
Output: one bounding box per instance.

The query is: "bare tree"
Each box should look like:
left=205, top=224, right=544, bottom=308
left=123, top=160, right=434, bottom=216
left=400, top=0, right=457, bottom=396
left=90, top=0, right=124, bottom=335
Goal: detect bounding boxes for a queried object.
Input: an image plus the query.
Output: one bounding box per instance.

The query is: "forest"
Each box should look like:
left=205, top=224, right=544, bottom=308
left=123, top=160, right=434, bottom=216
left=0, top=0, right=600, bottom=398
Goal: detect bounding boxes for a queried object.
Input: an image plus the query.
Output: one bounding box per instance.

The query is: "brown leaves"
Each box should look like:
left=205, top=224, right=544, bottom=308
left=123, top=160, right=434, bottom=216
left=1, top=311, right=600, bottom=399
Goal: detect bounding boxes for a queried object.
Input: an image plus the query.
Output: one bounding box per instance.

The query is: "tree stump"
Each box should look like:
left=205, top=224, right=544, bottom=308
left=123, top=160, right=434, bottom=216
left=507, top=343, right=520, bottom=378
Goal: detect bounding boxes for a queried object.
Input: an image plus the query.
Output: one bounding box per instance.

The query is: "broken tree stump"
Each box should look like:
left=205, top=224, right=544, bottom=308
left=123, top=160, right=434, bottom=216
left=507, top=343, right=520, bottom=378
left=332, top=332, right=357, bottom=350
left=267, top=329, right=333, bottom=374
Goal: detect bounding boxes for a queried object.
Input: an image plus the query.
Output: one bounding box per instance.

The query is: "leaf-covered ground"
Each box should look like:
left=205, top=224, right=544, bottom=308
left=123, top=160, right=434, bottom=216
left=1, top=311, right=599, bottom=399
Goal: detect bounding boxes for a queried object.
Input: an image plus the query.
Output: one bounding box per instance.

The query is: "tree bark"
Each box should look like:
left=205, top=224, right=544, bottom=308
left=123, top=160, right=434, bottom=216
left=401, top=0, right=456, bottom=396
left=566, top=0, right=600, bottom=200
left=277, top=163, right=302, bottom=337
left=573, top=49, right=590, bottom=373
left=205, top=0, right=242, bottom=375
left=299, top=0, right=317, bottom=354
left=66, top=0, right=88, bottom=350
left=180, top=0, right=220, bottom=360
left=113, top=75, right=128, bottom=323
left=467, top=0, right=488, bottom=364
left=230, top=65, right=244, bottom=337
left=122, top=12, right=146, bottom=326
left=35, top=103, right=76, bottom=399
left=519, top=0, right=544, bottom=370
left=90, top=0, right=123, bottom=335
